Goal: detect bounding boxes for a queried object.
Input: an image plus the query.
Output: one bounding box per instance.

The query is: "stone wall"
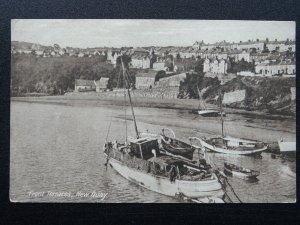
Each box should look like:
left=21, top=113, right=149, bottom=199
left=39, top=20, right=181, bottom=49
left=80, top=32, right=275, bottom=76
left=223, top=89, right=246, bottom=105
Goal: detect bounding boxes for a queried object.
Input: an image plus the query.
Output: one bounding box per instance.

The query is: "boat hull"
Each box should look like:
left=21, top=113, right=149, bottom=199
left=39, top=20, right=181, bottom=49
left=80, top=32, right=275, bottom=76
left=195, top=110, right=226, bottom=117
left=200, top=139, right=267, bottom=155
left=108, top=157, right=224, bottom=199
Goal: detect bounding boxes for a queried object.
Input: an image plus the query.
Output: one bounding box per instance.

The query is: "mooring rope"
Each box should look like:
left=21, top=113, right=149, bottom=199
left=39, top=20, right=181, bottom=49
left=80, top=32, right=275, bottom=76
left=224, top=178, right=243, bottom=203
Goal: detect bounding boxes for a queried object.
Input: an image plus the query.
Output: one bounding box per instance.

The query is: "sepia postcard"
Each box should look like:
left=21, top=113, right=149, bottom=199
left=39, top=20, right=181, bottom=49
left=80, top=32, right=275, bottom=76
left=10, top=19, right=296, bottom=203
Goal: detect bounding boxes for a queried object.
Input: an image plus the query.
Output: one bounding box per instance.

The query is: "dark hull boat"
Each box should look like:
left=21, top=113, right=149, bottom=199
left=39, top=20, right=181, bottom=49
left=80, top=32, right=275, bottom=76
left=224, top=162, right=260, bottom=180
left=160, top=128, right=196, bottom=161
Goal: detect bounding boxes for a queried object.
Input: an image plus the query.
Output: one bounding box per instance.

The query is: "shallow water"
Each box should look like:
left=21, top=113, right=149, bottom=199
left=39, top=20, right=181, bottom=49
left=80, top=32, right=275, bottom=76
left=10, top=101, right=296, bottom=203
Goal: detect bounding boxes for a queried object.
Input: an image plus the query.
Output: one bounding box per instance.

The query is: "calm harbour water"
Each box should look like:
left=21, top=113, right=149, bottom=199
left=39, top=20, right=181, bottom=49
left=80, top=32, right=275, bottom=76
left=10, top=101, right=296, bottom=203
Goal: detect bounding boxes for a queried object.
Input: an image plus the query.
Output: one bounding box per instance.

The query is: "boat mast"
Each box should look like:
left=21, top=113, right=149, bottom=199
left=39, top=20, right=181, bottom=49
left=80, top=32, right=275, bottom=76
left=197, top=85, right=205, bottom=110
left=121, top=57, right=139, bottom=139
left=219, top=91, right=224, bottom=137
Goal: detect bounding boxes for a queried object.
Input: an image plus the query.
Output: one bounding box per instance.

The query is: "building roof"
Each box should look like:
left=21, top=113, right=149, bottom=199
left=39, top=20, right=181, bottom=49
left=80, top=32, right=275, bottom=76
left=250, top=52, right=269, bottom=56
left=256, top=60, right=295, bottom=67
left=131, top=54, right=149, bottom=60
left=136, top=70, right=157, bottom=78
left=75, top=79, right=96, bottom=86
left=132, top=47, right=149, bottom=53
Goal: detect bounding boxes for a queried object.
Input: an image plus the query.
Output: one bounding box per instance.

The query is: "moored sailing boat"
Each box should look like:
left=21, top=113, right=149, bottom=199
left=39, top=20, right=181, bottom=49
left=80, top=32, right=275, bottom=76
left=192, top=86, right=225, bottom=117
left=199, top=93, right=267, bottom=155
left=103, top=56, right=225, bottom=202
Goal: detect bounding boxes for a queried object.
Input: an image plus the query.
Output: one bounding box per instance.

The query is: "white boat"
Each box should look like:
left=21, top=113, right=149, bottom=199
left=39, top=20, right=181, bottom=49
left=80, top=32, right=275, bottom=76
left=103, top=56, right=225, bottom=202
left=199, top=93, right=267, bottom=155
left=200, top=136, right=267, bottom=155
left=278, top=140, right=296, bottom=153
left=196, top=109, right=226, bottom=117
left=106, top=149, right=224, bottom=199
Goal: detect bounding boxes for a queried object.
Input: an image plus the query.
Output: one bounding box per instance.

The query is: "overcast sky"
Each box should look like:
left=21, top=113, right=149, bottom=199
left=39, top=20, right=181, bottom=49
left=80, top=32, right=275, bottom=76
left=11, top=19, right=295, bottom=48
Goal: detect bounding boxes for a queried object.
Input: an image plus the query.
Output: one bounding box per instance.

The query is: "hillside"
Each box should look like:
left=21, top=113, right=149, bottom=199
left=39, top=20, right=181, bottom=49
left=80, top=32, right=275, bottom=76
left=179, top=73, right=295, bottom=116
left=11, top=54, right=116, bottom=95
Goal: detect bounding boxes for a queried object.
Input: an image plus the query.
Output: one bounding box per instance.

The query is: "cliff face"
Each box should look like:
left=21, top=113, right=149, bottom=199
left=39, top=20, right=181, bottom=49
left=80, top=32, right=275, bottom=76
left=179, top=74, right=295, bottom=115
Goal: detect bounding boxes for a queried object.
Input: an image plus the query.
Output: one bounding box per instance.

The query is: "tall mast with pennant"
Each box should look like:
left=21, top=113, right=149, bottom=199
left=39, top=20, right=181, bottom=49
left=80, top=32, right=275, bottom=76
left=121, top=57, right=139, bottom=139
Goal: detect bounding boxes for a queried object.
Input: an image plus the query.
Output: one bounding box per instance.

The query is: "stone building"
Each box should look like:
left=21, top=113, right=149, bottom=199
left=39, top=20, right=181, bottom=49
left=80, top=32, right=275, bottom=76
left=153, top=62, right=166, bottom=71
left=74, top=79, right=96, bottom=92
left=266, top=39, right=295, bottom=52
left=131, top=55, right=151, bottom=69
left=157, top=73, right=187, bottom=87
left=249, top=52, right=269, bottom=63
left=135, top=71, right=157, bottom=89
left=95, top=78, right=109, bottom=92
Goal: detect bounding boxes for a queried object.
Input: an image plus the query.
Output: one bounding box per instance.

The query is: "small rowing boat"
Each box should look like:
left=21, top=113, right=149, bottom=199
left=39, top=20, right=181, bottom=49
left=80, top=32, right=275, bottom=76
left=224, top=162, right=260, bottom=180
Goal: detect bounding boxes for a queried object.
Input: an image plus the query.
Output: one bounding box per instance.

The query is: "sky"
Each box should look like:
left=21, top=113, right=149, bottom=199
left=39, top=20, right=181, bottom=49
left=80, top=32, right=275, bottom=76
left=11, top=19, right=295, bottom=48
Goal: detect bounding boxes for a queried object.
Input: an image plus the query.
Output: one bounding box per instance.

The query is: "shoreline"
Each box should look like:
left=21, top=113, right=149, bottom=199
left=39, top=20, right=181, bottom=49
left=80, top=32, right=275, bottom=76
left=11, top=94, right=295, bottom=120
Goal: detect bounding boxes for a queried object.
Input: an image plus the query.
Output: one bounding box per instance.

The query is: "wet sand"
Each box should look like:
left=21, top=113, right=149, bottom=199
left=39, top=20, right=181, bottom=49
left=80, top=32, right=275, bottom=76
left=11, top=94, right=295, bottom=120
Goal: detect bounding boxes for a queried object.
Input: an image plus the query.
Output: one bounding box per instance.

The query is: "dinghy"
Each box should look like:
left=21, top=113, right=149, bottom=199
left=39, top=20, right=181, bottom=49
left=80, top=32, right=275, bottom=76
left=224, top=162, right=260, bottom=180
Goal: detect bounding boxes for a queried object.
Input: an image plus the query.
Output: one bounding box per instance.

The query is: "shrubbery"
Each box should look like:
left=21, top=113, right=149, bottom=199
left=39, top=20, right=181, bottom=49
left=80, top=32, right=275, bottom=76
left=11, top=54, right=116, bottom=95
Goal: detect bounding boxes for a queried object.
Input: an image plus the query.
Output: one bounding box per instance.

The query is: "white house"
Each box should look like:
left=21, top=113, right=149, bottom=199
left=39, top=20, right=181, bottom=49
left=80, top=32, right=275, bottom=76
left=255, top=61, right=295, bottom=76
left=131, top=55, right=151, bottom=69
left=203, top=58, right=229, bottom=74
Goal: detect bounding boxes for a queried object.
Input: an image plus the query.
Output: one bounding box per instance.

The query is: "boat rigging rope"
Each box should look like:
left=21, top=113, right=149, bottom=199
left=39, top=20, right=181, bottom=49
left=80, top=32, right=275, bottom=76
left=205, top=154, right=243, bottom=203
left=124, top=91, right=128, bottom=143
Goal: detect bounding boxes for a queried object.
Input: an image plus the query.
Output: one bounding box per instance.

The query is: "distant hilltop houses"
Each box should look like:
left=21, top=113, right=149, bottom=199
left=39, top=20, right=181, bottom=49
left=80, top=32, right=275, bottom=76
left=11, top=41, right=107, bottom=58
left=11, top=37, right=296, bottom=87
